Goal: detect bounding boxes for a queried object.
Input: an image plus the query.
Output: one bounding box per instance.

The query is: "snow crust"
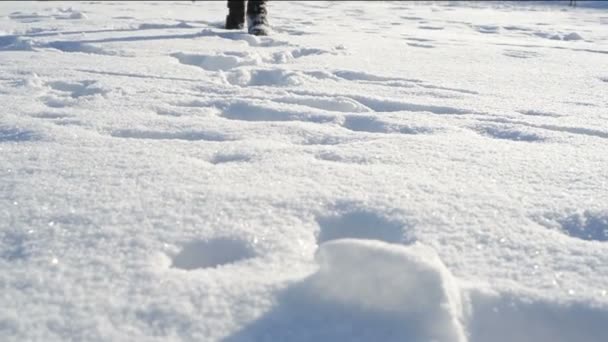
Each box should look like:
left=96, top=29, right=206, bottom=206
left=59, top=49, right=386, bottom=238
left=1, top=1, right=607, bottom=341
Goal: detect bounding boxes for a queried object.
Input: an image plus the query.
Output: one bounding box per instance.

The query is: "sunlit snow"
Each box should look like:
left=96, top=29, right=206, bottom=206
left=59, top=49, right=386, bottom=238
left=1, top=1, right=607, bottom=341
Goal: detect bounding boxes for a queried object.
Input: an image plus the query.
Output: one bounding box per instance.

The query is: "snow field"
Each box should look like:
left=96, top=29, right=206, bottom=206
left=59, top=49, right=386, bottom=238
left=1, top=1, right=608, bottom=341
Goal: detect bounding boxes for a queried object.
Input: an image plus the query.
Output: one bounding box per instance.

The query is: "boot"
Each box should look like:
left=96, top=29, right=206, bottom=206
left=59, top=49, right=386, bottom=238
left=247, top=0, right=270, bottom=36
left=226, top=0, right=245, bottom=30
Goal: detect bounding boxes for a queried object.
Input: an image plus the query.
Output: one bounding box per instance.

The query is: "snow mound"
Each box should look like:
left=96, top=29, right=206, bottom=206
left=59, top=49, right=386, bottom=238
left=228, top=239, right=466, bottom=342
left=171, top=52, right=260, bottom=71
left=67, top=11, right=87, bottom=20
left=312, top=240, right=466, bottom=342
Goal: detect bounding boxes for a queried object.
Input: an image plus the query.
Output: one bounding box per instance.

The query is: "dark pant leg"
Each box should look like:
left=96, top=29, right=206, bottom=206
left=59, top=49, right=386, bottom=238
left=227, top=0, right=246, bottom=15
left=226, top=0, right=246, bottom=29
left=247, top=0, right=267, bottom=15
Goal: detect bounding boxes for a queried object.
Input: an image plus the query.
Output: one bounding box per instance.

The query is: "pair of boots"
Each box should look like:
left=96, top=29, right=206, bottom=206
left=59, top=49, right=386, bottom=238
left=226, top=0, right=269, bottom=36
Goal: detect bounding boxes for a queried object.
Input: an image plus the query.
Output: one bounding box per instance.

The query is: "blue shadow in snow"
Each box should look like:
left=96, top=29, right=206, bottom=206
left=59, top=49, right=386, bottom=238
left=0, top=127, right=37, bottom=143
left=469, top=290, right=608, bottom=342
left=222, top=276, right=422, bottom=342
left=558, top=211, right=608, bottom=242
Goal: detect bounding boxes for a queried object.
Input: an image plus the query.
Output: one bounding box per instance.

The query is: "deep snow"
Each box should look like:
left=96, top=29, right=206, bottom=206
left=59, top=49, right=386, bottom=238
left=1, top=1, right=607, bottom=341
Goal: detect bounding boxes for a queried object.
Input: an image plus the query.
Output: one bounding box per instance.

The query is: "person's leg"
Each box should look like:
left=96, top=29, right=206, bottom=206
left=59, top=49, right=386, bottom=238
left=226, top=0, right=246, bottom=29
left=246, top=0, right=269, bottom=36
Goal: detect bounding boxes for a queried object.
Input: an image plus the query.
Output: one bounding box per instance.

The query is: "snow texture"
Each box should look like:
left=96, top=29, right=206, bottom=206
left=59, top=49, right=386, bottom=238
left=1, top=1, right=608, bottom=341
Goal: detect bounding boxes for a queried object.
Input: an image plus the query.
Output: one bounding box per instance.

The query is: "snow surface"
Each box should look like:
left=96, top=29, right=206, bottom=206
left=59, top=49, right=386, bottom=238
left=1, top=1, right=607, bottom=341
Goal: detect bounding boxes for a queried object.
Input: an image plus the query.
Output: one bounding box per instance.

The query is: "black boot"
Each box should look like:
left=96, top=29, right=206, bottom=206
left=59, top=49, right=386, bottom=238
left=226, top=0, right=245, bottom=30
left=247, top=0, right=270, bottom=36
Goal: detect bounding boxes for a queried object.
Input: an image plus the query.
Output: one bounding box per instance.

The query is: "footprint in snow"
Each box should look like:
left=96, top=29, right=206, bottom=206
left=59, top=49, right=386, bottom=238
left=341, top=115, right=433, bottom=135
left=292, top=133, right=356, bottom=146
left=502, top=25, right=534, bottom=32
left=418, top=25, right=445, bottom=31
left=349, top=95, right=470, bottom=115
left=474, top=25, right=501, bottom=34
left=474, top=125, right=545, bottom=142
left=46, top=80, right=109, bottom=98
left=209, top=152, right=252, bottom=165
left=29, top=108, right=82, bottom=126
left=404, top=37, right=435, bottom=42
left=30, top=111, right=74, bottom=120
left=220, top=100, right=336, bottom=123
left=503, top=49, right=541, bottom=59
left=171, top=237, right=256, bottom=270
left=154, top=108, right=188, bottom=117
left=8, top=11, right=49, bottom=23
left=537, top=210, right=608, bottom=242
left=38, top=81, right=108, bottom=109
left=408, top=42, right=436, bottom=49
left=41, top=96, right=77, bottom=109
left=0, top=35, right=35, bottom=51
left=110, top=128, right=232, bottom=142
left=0, top=127, right=39, bottom=143
left=274, top=95, right=371, bottom=113
left=315, top=150, right=399, bottom=165
left=518, top=110, right=562, bottom=118
left=332, top=69, right=414, bottom=83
